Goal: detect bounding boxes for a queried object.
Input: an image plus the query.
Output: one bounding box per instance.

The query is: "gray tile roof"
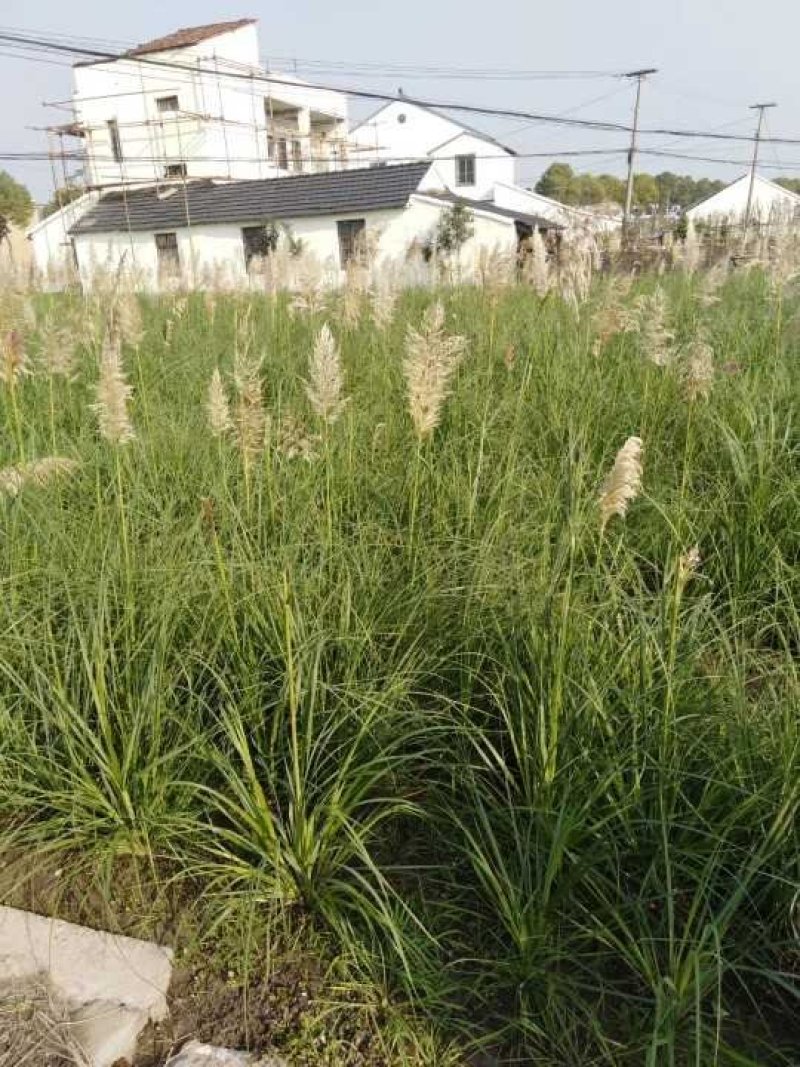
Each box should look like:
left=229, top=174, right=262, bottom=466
left=70, top=162, right=432, bottom=236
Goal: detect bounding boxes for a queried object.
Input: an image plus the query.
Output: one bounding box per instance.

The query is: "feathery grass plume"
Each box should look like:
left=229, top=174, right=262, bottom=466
left=305, top=322, right=347, bottom=423
left=503, top=343, right=517, bottom=371
left=38, top=314, right=78, bottom=380
left=0, top=456, right=80, bottom=497
left=637, top=286, right=675, bottom=366
left=558, top=232, right=595, bottom=314
left=232, top=349, right=266, bottom=460
left=680, top=218, right=702, bottom=274
left=682, top=336, right=715, bottom=401
left=677, top=544, right=702, bottom=589
left=590, top=279, right=632, bottom=357
left=109, top=290, right=144, bottom=347
left=92, top=337, right=135, bottom=444
left=288, top=257, right=328, bottom=317
left=275, top=413, right=320, bottom=461
left=207, top=367, right=232, bottom=438
left=521, top=227, right=550, bottom=296
left=371, top=281, right=397, bottom=331
left=340, top=265, right=365, bottom=328
left=0, top=328, right=31, bottom=386
left=599, top=435, right=643, bottom=532
left=696, top=261, right=727, bottom=307
left=403, top=301, right=467, bottom=441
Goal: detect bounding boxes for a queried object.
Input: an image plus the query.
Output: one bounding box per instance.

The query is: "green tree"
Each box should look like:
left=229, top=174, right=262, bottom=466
left=633, top=173, right=659, bottom=209
left=0, top=171, right=34, bottom=231
left=42, top=184, right=85, bottom=219
left=535, top=163, right=576, bottom=203
left=775, top=177, right=800, bottom=195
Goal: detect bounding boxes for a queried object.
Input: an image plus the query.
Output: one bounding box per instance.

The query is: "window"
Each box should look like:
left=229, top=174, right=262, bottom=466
left=155, top=232, right=180, bottom=282
left=276, top=138, right=288, bottom=170
left=164, top=162, right=187, bottom=179
left=107, top=119, right=123, bottom=163
left=156, top=95, right=179, bottom=113
left=242, top=225, right=278, bottom=268
left=291, top=140, right=303, bottom=171
left=337, top=218, right=366, bottom=268
left=455, top=153, right=476, bottom=187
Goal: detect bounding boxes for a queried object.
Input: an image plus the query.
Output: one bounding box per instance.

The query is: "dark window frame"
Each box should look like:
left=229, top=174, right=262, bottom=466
left=155, top=231, right=180, bottom=280
left=107, top=119, right=123, bottom=164
left=455, top=153, right=476, bottom=187
left=156, top=95, right=180, bottom=113
left=337, top=218, right=366, bottom=268
left=164, top=162, right=188, bottom=179
left=291, top=139, right=303, bottom=171
left=241, top=224, right=278, bottom=269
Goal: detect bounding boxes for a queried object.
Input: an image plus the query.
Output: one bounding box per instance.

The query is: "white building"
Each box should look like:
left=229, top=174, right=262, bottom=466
left=68, top=161, right=559, bottom=290
left=686, top=173, right=800, bottom=227
left=349, top=99, right=516, bottom=200
left=29, top=18, right=351, bottom=278
left=72, top=19, right=349, bottom=188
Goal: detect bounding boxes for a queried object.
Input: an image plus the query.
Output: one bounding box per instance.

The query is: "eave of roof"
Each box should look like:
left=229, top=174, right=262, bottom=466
left=414, top=191, right=563, bottom=229
left=70, top=162, right=433, bottom=236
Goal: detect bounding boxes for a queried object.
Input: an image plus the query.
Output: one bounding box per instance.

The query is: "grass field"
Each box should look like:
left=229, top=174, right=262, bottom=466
left=0, top=266, right=798, bottom=1064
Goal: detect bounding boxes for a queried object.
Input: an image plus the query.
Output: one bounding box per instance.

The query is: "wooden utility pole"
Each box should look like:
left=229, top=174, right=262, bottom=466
left=742, top=102, right=777, bottom=246
left=622, top=68, right=657, bottom=232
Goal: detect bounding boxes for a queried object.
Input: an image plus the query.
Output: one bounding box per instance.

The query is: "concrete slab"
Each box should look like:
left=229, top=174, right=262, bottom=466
left=165, top=1041, right=288, bottom=1066
left=0, top=906, right=173, bottom=1067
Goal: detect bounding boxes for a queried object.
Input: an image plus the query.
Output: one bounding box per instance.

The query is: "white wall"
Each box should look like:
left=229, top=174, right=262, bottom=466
left=350, top=101, right=516, bottom=198
left=686, top=174, right=800, bottom=224
left=72, top=197, right=517, bottom=291
left=428, top=132, right=514, bottom=199
left=27, top=192, right=99, bottom=282
left=73, top=22, right=348, bottom=187
left=492, top=182, right=620, bottom=233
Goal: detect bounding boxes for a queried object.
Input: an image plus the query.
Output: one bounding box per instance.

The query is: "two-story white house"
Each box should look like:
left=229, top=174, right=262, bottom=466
left=349, top=99, right=517, bottom=200
left=29, top=18, right=350, bottom=277
left=73, top=19, right=349, bottom=186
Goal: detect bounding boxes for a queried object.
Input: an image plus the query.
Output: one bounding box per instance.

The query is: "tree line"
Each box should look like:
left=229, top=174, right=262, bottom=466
left=534, top=163, right=730, bottom=212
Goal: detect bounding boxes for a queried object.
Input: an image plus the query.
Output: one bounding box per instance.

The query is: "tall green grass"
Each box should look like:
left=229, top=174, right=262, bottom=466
left=0, top=272, right=797, bottom=1063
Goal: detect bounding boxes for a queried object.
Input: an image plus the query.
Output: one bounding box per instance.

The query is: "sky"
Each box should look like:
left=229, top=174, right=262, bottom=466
left=2, top=0, right=800, bottom=202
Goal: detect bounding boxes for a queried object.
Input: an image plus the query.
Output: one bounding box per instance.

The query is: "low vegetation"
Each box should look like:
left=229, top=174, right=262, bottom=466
left=0, top=243, right=797, bottom=1064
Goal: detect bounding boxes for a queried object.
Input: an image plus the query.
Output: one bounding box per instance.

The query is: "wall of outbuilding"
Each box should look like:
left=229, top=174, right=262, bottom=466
left=72, top=197, right=517, bottom=290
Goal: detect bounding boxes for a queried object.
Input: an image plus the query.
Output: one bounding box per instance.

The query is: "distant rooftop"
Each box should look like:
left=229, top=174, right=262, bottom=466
left=126, top=19, right=256, bottom=57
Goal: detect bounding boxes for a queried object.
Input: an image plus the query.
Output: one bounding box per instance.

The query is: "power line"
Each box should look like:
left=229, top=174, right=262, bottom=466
left=6, top=27, right=800, bottom=148
left=0, top=29, right=642, bottom=135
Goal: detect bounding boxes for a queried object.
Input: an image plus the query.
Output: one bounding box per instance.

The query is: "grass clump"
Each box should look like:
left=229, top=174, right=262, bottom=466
left=0, top=267, right=797, bottom=1065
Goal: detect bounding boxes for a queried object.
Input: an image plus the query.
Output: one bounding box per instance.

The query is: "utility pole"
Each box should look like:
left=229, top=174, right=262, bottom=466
left=622, top=68, right=657, bottom=233
left=742, top=102, right=777, bottom=246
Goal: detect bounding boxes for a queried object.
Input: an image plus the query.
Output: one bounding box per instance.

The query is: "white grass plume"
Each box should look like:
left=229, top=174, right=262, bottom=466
left=677, top=545, right=701, bottom=588
left=305, top=322, right=347, bottom=423
left=111, top=290, right=144, bottom=347
left=92, top=338, right=135, bottom=444
left=232, top=350, right=265, bottom=460
left=1, top=329, right=31, bottom=386
left=682, top=337, right=715, bottom=401
left=403, top=301, right=467, bottom=441
left=599, top=436, right=643, bottom=531
left=0, top=456, right=80, bottom=497
left=637, top=286, right=675, bottom=367
left=371, top=283, right=397, bottom=331
left=207, top=368, right=232, bottom=438
left=38, top=315, right=78, bottom=379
